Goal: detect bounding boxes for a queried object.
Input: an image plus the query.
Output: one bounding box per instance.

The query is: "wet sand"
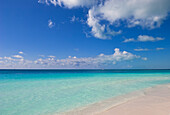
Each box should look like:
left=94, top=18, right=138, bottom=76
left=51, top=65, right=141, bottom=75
left=62, top=84, right=170, bottom=115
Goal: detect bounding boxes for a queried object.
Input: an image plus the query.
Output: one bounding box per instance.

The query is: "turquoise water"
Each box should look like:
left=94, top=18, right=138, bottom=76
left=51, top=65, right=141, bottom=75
left=0, top=69, right=170, bottom=115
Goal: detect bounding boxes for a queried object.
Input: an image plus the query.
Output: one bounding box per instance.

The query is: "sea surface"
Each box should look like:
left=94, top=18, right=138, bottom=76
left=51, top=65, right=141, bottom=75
left=0, top=69, right=170, bottom=115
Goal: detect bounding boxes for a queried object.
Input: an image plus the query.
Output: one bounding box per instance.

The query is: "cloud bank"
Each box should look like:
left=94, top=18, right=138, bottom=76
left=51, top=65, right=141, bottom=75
left=39, top=0, right=170, bottom=39
left=0, top=48, right=146, bottom=69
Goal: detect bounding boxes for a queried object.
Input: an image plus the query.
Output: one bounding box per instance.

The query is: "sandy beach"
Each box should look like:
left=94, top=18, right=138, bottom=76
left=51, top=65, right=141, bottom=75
left=98, top=84, right=170, bottom=115
left=62, top=84, right=170, bottom=115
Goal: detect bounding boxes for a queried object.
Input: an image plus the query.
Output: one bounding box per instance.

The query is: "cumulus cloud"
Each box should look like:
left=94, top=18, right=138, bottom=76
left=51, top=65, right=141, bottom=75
left=48, top=19, right=55, bottom=28
left=87, top=9, right=121, bottom=39
left=87, top=0, right=170, bottom=39
left=48, top=55, right=56, bottom=58
left=12, top=55, right=23, bottom=59
left=87, top=9, right=106, bottom=39
left=93, top=0, right=170, bottom=28
left=4, top=56, right=13, bottom=60
left=0, top=56, right=29, bottom=68
left=123, top=35, right=164, bottom=42
left=19, top=51, right=24, bottom=54
left=33, top=48, right=143, bottom=67
left=0, top=48, right=146, bottom=68
left=39, top=0, right=170, bottom=39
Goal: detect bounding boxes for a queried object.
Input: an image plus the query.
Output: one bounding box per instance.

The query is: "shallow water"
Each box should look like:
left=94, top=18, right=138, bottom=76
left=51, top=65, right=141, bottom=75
left=0, top=69, right=170, bottom=115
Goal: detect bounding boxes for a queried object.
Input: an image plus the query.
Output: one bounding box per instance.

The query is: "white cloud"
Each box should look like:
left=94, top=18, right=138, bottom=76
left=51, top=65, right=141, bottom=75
left=87, top=9, right=121, bottom=39
left=123, top=38, right=135, bottom=43
left=59, top=0, right=97, bottom=8
left=71, top=16, right=76, bottom=22
left=91, top=0, right=170, bottom=28
left=134, top=48, right=149, bottom=51
left=4, top=56, right=13, bottom=60
left=0, top=48, right=146, bottom=68
left=19, top=51, right=24, bottom=54
left=87, top=9, right=106, bottom=39
left=134, top=47, right=165, bottom=51
left=39, top=0, right=170, bottom=39
left=32, top=48, right=144, bottom=67
left=70, top=16, right=85, bottom=24
left=142, top=57, right=148, bottom=61
left=38, top=0, right=97, bottom=8
left=48, top=55, right=56, bottom=58
left=156, top=48, right=164, bottom=50
left=73, top=56, right=77, bottom=59
left=0, top=56, right=28, bottom=68
left=71, top=16, right=79, bottom=22
left=123, top=35, right=164, bottom=42
left=48, top=19, right=55, bottom=28
left=12, top=55, right=23, bottom=59
left=86, top=0, right=170, bottom=39
left=99, top=53, right=104, bottom=57
left=137, top=35, right=164, bottom=42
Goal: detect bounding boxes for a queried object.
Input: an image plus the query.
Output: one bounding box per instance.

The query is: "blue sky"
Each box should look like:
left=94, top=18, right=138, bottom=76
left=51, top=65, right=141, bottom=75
left=0, top=0, right=170, bottom=69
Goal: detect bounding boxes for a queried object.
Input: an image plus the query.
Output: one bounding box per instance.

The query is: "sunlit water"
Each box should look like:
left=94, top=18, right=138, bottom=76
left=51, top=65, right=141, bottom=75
left=0, top=70, right=170, bottom=115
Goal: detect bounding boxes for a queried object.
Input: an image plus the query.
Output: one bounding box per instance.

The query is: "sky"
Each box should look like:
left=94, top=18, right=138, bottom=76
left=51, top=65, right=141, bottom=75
left=0, top=0, right=170, bottom=69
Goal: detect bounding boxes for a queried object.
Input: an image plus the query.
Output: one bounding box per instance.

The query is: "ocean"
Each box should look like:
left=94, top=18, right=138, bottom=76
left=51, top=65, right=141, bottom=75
left=0, top=69, right=170, bottom=115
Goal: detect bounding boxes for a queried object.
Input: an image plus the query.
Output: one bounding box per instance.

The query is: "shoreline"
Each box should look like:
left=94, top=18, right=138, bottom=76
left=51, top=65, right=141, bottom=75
left=60, top=83, right=170, bottom=115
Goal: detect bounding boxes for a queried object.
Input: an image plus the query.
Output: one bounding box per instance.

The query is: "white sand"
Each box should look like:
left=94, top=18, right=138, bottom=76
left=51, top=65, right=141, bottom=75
left=98, top=84, right=170, bottom=115
left=61, top=84, right=170, bottom=115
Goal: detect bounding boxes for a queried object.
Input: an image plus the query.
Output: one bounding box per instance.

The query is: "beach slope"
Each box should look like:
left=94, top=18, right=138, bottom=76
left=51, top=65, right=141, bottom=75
left=98, top=84, right=170, bottom=115
left=63, top=84, right=170, bottom=115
